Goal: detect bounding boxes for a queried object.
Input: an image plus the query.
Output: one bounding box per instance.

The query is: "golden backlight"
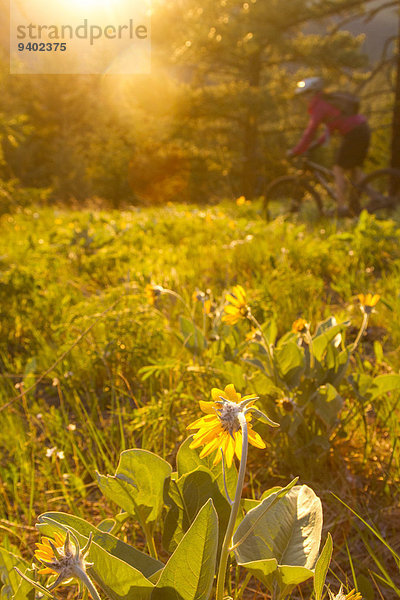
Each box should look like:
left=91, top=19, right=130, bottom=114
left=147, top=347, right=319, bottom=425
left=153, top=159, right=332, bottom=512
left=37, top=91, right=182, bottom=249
left=10, top=0, right=151, bottom=73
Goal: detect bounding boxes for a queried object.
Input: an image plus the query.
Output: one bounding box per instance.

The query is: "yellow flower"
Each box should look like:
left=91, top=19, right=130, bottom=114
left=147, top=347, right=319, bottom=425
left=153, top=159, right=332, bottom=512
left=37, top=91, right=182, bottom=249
left=345, top=591, right=362, bottom=600
left=35, top=532, right=65, bottom=575
left=145, top=283, right=164, bottom=305
left=245, top=327, right=261, bottom=342
left=329, top=587, right=362, bottom=600
left=187, top=384, right=267, bottom=467
left=34, top=530, right=94, bottom=592
left=236, top=195, right=246, bottom=205
left=292, top=318, right=310, bottom=335
left=222, top=285, right=251, bottom=325
left=357, top=293, right=380, bottom=315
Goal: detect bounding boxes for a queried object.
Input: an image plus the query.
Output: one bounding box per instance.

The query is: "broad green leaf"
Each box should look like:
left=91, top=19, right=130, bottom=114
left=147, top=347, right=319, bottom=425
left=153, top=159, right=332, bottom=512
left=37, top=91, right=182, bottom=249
left=177, top=436, right=237, bottom=499
left=234, top=558, right=277, bottom=586
left=97, top=518, right=116, bottom=533
left=96, top=449, right=172, bottom=526
left=163, top=467, right=230, bottom=554
left=262, top=320, right=278, bottom=345
left=153, top=500, right=218, bottom=600
left=312, top=384, right=343, bottom=428
left=312, top=323, right=349, bottom=362
left=179, top=316, right=207, bottom=354
left=314, top=533, right=333, bottom=600
left=274, top=342, right=305, bottom=387
left=233, top=484, right=322, bottom=593
left=369, top=374, right=400, bottom=400
left=279, top=565, right=314, bottom=585
left=0, top=548, right=34, bottom=600
left=314, top=317, right=341, bottom=338
left=37, top=513, right=157, bottom=600
left=349, top=373, right=374, bottom=397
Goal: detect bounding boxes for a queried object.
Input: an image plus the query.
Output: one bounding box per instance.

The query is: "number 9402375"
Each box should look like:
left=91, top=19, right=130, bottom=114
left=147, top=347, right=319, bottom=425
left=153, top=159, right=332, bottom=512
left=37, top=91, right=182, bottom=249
left=18, top=42, right=67, bottom=51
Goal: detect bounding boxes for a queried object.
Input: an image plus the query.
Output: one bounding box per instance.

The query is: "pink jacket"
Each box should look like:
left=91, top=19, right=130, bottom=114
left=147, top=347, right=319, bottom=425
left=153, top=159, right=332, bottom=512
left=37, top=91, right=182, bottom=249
left=292, top=92, right=367, bottom=155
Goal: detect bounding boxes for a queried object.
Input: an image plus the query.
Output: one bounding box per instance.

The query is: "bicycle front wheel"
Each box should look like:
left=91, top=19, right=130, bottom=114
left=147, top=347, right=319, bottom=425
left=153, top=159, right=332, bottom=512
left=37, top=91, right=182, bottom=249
left=263, top=175, right=323, bottom=220
left=355, top=168, right=400, bottom=216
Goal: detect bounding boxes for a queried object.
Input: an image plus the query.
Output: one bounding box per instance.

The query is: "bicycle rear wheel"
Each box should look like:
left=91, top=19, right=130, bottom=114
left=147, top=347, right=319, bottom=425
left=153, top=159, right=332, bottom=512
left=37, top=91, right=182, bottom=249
left=263, top=175, right=323, bottom=220
left=355, top=168, right=400, bottom=216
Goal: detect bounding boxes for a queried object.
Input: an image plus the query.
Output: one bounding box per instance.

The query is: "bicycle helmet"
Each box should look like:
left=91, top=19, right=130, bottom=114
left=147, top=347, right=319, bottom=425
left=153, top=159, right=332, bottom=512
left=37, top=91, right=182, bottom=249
left=295, top=77, right=324, bottom=95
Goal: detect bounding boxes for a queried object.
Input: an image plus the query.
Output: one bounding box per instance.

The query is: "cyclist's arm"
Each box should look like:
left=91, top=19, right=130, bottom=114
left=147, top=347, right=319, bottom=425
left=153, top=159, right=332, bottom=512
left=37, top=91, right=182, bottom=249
left=289, top=102, right=326, bottom=156
left=290, top=115, right=321, bottom=155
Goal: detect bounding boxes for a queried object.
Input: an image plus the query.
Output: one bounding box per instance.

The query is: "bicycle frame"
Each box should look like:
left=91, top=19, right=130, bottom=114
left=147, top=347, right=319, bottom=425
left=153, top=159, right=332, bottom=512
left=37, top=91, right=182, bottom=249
left=302, top=159, right=337, bottom=201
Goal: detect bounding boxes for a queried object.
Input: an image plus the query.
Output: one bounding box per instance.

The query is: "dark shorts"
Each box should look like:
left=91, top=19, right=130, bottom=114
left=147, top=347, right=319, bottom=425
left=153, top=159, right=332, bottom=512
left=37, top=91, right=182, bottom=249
left=336, top=122, right=371, bottom=169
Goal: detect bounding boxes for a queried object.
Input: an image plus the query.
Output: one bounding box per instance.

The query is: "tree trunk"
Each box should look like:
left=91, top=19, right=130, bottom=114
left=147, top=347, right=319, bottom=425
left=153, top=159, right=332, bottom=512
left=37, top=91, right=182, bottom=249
left=241, top=53, right=262, bottom=199
left=390, top=10, right=400, bottom=170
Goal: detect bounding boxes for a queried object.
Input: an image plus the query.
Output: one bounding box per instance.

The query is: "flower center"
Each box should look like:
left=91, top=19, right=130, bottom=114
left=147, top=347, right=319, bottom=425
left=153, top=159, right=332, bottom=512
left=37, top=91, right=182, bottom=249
left=217, top=401, right=241, bottom=435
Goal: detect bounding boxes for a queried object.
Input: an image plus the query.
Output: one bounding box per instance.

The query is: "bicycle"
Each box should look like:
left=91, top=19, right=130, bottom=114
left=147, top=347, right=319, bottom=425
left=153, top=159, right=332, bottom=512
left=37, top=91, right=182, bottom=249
left=263, top=157, right=400, bottom=220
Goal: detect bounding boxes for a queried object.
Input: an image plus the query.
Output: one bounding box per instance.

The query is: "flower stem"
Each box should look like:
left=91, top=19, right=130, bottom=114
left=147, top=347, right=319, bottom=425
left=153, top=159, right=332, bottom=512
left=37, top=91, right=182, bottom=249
left=249, top=315, right=276, bottom=383
left=352, top=312, right=369, bottom=352
left=215, top=413, right=248, bottom=600
left=78, top=569, right=103, bottom=600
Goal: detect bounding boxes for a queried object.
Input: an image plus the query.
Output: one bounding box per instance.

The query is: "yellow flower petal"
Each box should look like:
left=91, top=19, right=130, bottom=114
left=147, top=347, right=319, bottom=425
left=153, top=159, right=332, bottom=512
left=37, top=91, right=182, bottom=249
left=223, top=434, right=235, bottom=468
left=38, top=567, right=56, bottom=575
left=224, top=304, right=241, bottom=315
left=370, top=294, right=380, bottom=306
left=199, top=400, right=216, bottom=414
left=248, top=426, right=267, bottom=449
left=233, top=285, right=246, bottom=304
left=199, top=436, right=222, bottom=459
left=234, top=431, right=243, bottom=461
left=211, top=387, right=226, bottom=402
left=224, top=384, right=240, bottom=403
left=225, top=293, right=241, bottom=307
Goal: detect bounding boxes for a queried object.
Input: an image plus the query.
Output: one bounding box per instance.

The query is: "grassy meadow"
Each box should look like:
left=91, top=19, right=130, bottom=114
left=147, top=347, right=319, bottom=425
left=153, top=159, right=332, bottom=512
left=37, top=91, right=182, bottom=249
left=1, top=201, right=400, bottom=598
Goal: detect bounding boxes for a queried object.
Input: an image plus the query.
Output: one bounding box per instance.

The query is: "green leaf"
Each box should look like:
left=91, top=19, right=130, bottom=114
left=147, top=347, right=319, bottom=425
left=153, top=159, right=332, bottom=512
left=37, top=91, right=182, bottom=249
left=97, top=518, right=116, bottom=533
left=176, top=436, right=237, bottom=500
left=163, top=467, right=230, bottom=555
left=274, top=342, right=305, bottom=387
left=179, top=316, right=207, bottom=354
left=369, top=374, right=400, bottom=400
left=312, top=384, right=343, bottom=428
left=312, top=322, right=349, bottom=362
left=96, top=449, right=172, bottom=526
left=241, top=357, right=268, bottom=375
left=233, top=484, right=322, bottom=594
left=152, top=499, right=218, bottom=600
left=37, top=513, right=160, bottom=600
left=314, top=533, right=333, bottom=600
left=0, top=549, right=34, bottom=600
left=373, top=341, right=384, bottom=363
left=233, top=558, right=277, bottom=586
left=248, top=408, right=279, bottom=428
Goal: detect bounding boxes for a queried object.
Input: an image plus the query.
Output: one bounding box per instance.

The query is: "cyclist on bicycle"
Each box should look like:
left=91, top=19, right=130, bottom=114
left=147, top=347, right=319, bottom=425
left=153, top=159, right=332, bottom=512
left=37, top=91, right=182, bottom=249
left=287, top=77, right=371, bottom=216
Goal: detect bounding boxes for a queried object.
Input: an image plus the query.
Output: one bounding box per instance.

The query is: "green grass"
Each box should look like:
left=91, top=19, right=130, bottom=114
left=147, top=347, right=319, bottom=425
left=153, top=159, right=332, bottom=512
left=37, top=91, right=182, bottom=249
left=0, top=202, right=400, bottom=598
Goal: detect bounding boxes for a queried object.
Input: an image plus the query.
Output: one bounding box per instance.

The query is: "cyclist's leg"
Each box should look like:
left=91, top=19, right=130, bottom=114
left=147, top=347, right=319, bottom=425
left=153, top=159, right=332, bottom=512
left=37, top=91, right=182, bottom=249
left=333, top=164, right=348, bottom=208
left=335, top=123, right=371, bottom=213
